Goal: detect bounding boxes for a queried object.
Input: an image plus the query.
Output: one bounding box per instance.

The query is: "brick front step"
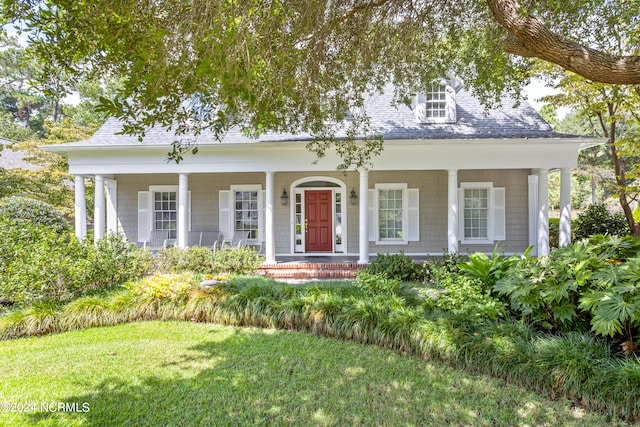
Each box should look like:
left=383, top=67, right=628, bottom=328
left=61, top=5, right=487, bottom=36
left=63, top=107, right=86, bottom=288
left=258, top=262, right=364, bottom=280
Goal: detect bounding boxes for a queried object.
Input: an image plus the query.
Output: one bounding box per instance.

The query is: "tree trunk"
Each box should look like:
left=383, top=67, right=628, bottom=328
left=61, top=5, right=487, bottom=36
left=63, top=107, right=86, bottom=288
left=608, top=116, right=639, bottom=236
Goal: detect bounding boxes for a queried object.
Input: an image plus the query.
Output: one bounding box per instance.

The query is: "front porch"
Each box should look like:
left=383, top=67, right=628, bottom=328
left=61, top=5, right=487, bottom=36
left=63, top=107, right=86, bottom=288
left=72, top=167, right=570, bottom=263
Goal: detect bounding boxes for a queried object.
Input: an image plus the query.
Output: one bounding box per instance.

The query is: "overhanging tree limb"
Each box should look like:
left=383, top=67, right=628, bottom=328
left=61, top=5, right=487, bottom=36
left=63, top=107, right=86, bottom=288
left=485, top=0, right=640, bottom=85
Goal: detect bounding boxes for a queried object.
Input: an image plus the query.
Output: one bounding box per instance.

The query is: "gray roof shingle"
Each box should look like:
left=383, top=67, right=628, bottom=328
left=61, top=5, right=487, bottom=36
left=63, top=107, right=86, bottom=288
left=67, top=85, right=563, bottom=147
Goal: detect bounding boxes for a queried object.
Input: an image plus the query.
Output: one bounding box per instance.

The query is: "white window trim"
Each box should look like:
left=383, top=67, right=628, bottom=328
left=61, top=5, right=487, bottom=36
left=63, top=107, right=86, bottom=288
left=413, top=79, right=456, bottom=124
left=230, top=184, right=263, bottom=243
left=149, top=185, right=178, bottom=235
left=460, top=182, right=494, bottom=245
left=375, top=183, right=409, bottom=245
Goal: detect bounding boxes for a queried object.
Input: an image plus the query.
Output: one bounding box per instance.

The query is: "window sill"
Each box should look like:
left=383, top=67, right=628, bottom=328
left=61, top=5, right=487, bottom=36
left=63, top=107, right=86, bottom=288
left=375, top=240, right=409, bottom=246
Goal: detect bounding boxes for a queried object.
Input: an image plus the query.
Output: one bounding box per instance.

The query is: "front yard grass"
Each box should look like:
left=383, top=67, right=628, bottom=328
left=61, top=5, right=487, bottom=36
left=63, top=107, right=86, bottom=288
left=0, top=321, right=619, bottom=426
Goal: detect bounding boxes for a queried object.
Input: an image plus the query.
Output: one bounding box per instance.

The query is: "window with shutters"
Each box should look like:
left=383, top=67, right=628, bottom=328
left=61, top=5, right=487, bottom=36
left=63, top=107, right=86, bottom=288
left=234, top=189, right=260, bottom=239
left=154, top=191, right=177, bottom=239
left=463, top=188, right=489, bottom=240
left=459, top=182, right=506, bottom=244
left=413, top=82, right=456, bottom=124
left=378, top=188, right=404, bottom=240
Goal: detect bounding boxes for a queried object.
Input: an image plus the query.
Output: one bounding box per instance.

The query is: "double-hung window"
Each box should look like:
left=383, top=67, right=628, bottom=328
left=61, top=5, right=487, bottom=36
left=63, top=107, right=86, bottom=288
left=463, top=187, right=489, bottom=240
left=414, top=81, right=456, bottom=124
left=154, top=190, right=177, bottom=239
left=459, top=182, right=506, bottom=244
left=378, top=187, right=405, bottom=241
left=370, top=183, right=419, bottom=245
left=219, top=185, right=264, bottom=243
left=234, top=189, right=260, bottom=239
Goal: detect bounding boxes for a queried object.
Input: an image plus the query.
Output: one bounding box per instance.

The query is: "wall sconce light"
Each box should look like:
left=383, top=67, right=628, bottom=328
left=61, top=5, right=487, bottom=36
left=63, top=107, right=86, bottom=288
left=350, top=188, right=358, bottom=205
left=280, top=188, right=289, bottom=206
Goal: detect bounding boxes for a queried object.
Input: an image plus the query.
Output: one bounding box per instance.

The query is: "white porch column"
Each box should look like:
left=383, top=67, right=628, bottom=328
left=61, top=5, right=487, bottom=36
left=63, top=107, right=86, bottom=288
left=559, top=168, right=572, bottom=247
left=94, top=175, right=105, bottom=243
left=447, top=169, right=459, bottom=253
left=358, top=170, right=369, bottom=265
left=74, top=175, right=87, bottom=240
left=178, top=173, right=189, bottom=248
left=537, top=168, right=549, bottom=257
left=265, top=171, right=276, bottom=264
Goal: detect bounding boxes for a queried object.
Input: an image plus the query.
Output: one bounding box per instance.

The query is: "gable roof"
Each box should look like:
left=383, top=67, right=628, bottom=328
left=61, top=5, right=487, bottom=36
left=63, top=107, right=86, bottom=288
left=0, top=138, right=40, bottom=171
left=58, top=85, right=566, bottom=148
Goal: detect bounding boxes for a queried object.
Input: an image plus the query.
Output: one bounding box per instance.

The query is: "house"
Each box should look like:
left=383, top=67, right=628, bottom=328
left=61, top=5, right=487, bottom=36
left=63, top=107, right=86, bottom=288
left=0, top=137, right=40, bottom=171
left=44, top=80, right=593, bottom=264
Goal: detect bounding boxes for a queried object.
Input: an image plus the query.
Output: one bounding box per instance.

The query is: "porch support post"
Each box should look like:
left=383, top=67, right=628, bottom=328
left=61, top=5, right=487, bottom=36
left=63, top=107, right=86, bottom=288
left=447, top=169, right=459, bottom=253
left=178, top=173, right=189, bottom=248
left=265, top=171, right=276, bottom=264
left=94, top=175, right=105, bottom=243
left=559, top=168, right=572, bottom=247
left=537, top=168, right=549, bottom=257
left=74, top=175, right=87, bottom=240
left=358, top=169, right=369, bottom=265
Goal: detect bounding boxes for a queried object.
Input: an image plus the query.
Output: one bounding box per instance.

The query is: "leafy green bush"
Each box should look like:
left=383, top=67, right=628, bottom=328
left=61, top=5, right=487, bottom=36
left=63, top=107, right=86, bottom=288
left=353, top=271, right=402, bottom=296
left=0, top=219, right=147, bottom=306
left=153, top=246, right=263, bottom=275
left=494, top=242, right=600, bottom=332
left=574, top=204, right=628, bottom=239
left=458, top=246, right=523, bottom=292
left=418, top=262, right=507, bottom=321
left=0, top=196, right=70, bottom=234
left=210, top=246, right=263, bottom=275
left=155, top=246, right=215, bottom=274
left=366, top=252, right=427, bottom=282
left=493, top=235, right=640, bottom=347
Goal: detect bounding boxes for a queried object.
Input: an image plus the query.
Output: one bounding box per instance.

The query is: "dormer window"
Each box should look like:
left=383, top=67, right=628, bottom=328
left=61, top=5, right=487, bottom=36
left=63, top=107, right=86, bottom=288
left=413, top=82, right=456, bottom=124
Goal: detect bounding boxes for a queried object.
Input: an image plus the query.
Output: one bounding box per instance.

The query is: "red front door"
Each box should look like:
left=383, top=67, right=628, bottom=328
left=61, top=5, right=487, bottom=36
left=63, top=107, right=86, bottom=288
left=305, top=190, right=333, bottom=252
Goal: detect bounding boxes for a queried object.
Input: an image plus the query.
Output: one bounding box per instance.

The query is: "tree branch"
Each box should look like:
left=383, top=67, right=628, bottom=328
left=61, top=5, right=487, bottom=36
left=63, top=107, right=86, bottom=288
left=485, top=0, right=640, bottom=85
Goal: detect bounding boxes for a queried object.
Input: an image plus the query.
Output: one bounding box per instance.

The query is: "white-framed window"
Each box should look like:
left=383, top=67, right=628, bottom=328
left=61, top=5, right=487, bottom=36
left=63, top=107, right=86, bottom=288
left=459, top=182, right=506, bottom=244
left=378, top=185, right=406, bottom=242
left=414, top=81, right=456, bottom=124
left=233, top=186, right=260, bottom=240
left=368, top=184, right=419, bottom=245
left=220, top=185, right=264, bottom=243
left=154, top=190, right=177, bottom=239
left=137, top=185, right=191, bottom=244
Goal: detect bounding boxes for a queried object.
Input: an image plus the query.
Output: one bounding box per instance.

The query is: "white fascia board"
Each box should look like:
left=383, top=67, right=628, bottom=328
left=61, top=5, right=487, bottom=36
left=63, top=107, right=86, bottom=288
left=59, top=138, right=590, bottom=175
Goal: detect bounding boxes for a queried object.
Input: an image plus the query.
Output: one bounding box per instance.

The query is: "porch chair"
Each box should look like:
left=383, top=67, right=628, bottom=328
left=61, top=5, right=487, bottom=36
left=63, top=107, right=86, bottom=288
left=143, top=229, right=170, bottom=249
left=221, top=231, right=250, bottom=249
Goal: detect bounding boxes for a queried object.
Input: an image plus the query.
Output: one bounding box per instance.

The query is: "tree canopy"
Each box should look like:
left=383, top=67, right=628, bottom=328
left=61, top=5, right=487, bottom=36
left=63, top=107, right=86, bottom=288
left=3, top=0, right=638, bottom=167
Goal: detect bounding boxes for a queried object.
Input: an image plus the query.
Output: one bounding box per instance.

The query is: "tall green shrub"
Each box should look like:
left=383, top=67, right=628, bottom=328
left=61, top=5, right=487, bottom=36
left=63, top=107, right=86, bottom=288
left=0, top=219, right=147, bottom=306
left=574, top=204, right=628, bottom=239
left=366, top=252, right=427, bottom=282
left=0, top=196, right=70, bottom=233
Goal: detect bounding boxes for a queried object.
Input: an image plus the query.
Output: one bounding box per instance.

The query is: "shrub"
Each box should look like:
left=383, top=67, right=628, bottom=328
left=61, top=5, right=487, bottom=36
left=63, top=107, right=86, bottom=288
left=366, top=252, right=427, bottom=282
left=494, top=242, right=599, bottom=332
left=353, top=271, right=402, bottom=296
left=420, top=266, right=507, bottom=321
left=155, top=246, right=215, bottom=274
left=152, top=246, right=263, bottom=275
left=0, top=220, right=147, bottom=306
left=0, top=196, right=70, bottom=234
left=574, top=204, right=628, bottom=239
left=210, top=246, right=264, bottom=275
left=458, top=245, right=523, bottom=292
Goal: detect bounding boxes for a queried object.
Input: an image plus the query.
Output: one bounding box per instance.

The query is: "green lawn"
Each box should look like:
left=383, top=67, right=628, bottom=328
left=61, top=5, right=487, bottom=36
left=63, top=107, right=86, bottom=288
left=0, top=321, right=623, bottom=426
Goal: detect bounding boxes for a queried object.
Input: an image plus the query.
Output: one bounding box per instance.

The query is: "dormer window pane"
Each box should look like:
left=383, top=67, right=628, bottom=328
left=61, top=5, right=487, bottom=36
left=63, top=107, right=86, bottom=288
left=425, top=84, right=447, bottom=119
